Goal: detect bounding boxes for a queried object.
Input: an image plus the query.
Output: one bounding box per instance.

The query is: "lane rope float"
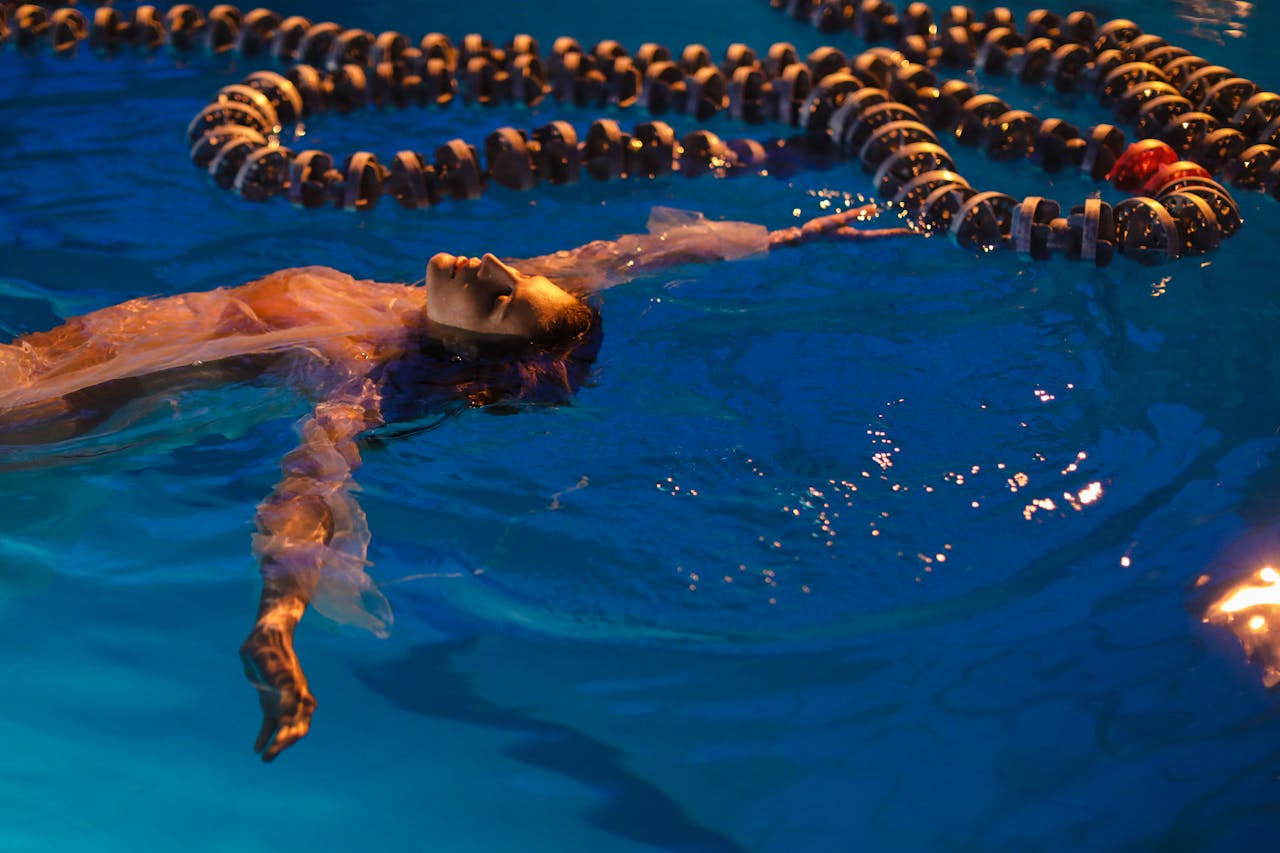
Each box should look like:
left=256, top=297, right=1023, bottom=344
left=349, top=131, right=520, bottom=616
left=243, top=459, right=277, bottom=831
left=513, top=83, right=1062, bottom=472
left=0, top=0, right=1268, bottom=266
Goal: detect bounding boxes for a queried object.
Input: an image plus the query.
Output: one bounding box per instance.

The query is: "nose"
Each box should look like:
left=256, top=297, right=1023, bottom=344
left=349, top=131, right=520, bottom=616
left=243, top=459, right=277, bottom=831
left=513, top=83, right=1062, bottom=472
left=478, top=253, right=518, bottom=291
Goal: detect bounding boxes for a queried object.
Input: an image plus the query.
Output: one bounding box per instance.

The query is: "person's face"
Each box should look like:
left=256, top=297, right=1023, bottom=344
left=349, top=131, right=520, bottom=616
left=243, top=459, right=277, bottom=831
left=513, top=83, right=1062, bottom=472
left=425, top=253, right=582, bottom=342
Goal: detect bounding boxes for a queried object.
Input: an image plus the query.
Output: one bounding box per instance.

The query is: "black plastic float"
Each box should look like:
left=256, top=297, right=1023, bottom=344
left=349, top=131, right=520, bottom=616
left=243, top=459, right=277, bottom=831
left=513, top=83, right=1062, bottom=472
left=0, top=0, right=1268, bottom=267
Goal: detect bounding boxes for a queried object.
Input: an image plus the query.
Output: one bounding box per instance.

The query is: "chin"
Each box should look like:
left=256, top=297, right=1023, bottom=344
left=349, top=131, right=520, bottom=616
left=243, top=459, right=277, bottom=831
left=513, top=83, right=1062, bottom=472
left=424, top=254, right=453, bottom=285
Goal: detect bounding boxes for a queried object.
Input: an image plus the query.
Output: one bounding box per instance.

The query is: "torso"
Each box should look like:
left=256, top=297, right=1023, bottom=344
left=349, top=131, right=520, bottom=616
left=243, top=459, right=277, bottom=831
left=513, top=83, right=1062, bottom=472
left=0, top=267, right=427, bottom=438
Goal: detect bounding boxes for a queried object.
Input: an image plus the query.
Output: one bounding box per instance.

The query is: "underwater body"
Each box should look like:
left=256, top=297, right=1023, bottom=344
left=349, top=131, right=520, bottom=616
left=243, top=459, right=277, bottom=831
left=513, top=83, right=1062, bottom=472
left=2, top=0, right=1280, bottom=850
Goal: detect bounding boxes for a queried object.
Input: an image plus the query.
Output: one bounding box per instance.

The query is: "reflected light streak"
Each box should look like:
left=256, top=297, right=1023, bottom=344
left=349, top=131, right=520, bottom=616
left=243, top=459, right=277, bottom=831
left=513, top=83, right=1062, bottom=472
left=1204, top=566, right=1280, bottom=688
left=1173, top=0, right=1253, bottom=43
left=1217, top=567, right=1280, bottom=612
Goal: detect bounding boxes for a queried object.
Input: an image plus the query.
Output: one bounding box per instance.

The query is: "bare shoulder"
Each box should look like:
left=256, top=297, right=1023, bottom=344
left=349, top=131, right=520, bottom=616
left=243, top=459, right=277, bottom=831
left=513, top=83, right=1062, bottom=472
left=234, top=266, right=367, bottom=327
left=231, top=266, right=422, bottom=376
left=236, top=266, right=357, bottom=300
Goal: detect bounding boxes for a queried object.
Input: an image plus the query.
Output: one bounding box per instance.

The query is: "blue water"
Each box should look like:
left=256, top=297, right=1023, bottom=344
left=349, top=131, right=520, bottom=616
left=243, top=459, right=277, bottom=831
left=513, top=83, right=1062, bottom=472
left=2, top=1, right=1280, bottom=850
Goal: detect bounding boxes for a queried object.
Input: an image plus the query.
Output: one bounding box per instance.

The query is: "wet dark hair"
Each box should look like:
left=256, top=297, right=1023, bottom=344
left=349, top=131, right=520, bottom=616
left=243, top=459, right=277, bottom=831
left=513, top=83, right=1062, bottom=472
left=464, top=299, right=603, bottom=411
left=536, top=298, right=595, bottom=348
left=371, top=302, right=602, bottom=436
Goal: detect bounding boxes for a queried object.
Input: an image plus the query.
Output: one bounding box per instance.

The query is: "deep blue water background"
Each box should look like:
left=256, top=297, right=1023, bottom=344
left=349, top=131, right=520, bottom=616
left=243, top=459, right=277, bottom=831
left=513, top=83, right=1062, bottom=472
left=3, top=1, right=1280, bottom=850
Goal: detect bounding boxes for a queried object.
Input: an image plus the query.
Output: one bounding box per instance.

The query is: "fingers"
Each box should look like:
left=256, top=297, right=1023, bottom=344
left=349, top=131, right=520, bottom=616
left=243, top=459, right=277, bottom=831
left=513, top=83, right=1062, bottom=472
left=261, top=707, right=314, bottom=762
left=248, top=666, right=317, bottom=762
left=248, top=677, right=313, bottom=758
left=254, top=708, right=278, bottom=754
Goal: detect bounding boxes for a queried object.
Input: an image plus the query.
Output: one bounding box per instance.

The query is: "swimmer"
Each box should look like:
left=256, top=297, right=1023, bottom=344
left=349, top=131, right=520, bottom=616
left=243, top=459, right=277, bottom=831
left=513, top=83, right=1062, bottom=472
left=0, top=204, right=914, bottom=760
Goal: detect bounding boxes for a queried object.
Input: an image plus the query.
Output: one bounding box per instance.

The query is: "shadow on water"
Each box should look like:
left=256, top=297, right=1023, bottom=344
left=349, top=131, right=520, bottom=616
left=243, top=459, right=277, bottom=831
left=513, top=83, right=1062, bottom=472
left=354, top=638, right=749, bottom=853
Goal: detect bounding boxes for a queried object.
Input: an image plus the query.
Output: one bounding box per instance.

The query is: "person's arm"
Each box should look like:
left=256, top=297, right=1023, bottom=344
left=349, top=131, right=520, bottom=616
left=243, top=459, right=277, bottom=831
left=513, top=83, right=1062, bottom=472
left=511, top=203, right=917, bottom=292
left=763, top=203, right=918, bottom=249
left=239, top=366, right=390, bottom=761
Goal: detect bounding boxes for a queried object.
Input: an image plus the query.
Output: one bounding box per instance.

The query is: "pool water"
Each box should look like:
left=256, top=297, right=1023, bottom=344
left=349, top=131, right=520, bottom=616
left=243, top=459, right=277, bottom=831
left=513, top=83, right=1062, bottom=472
left=3, top=1, right=1280, bottom=850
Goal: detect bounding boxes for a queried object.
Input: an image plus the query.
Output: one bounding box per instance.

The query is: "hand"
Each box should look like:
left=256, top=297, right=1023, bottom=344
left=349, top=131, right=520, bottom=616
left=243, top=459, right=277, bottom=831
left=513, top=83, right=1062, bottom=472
left=240, top=621, right=317, bottom=762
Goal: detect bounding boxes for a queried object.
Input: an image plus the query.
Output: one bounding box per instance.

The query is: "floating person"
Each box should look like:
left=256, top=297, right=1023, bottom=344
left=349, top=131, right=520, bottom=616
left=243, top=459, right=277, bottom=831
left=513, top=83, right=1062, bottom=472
left=0, top=204, right=915, bottom=760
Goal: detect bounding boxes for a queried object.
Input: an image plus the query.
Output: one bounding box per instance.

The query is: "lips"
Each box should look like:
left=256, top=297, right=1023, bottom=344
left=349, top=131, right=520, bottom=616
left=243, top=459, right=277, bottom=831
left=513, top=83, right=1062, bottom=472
left=448, top=256, right=484, bottom=280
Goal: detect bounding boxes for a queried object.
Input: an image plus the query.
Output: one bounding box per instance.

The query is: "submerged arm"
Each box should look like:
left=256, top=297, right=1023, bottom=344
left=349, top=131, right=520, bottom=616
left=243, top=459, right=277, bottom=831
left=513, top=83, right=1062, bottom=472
left=240, top=366, right=388, bottom=761
left=511, top=203, right=918, bottom=292
left=763, top=203, right=918, bottom=248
